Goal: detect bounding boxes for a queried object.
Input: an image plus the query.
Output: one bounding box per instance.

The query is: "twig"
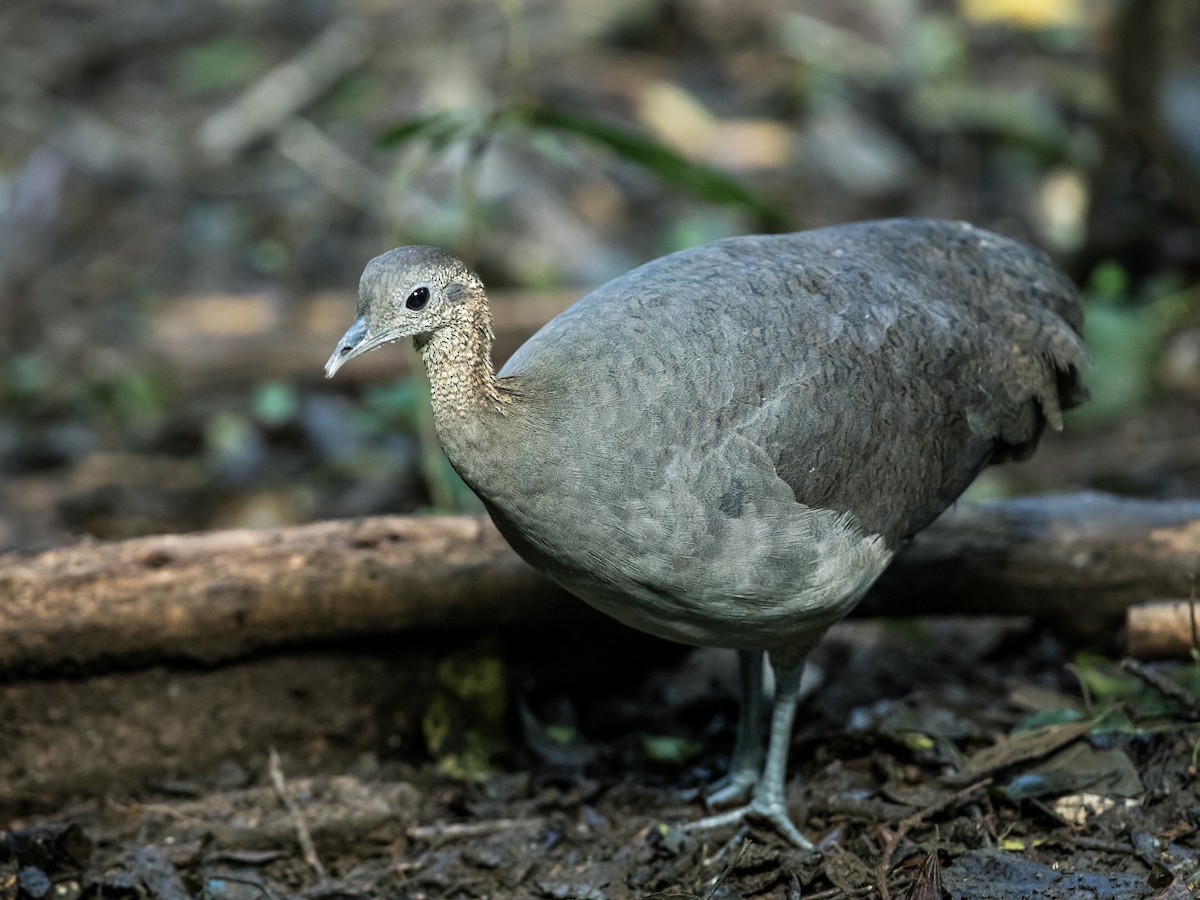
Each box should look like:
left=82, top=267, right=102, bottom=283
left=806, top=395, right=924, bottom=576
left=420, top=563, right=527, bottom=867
left=804, top=883, right=898, bottom=899
left=1120, top=658, right=1200, bottom=716
left=406, top=817, right=546, bottom=842
left=877, top=824, right=902, bottom=900
left=898, top=778, right=993, bottom=832
left=703, top=838, right=750, bottom=900
left=207, top=873, right=282, bottom=900
left=199, top=18, right=369, bottom=163
left=202, top=849, right=289, bottom=866
left=267, top=747, right=326, bottom=882
left=877, top=779, right=992, bottom=899
left=276, top=118, right=377, bottom=206
left=1056, top=833, right=1136, bottom=856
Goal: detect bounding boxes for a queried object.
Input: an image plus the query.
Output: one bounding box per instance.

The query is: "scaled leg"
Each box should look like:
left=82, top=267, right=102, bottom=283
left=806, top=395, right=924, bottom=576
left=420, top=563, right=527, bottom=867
left=704, top=648, right=765, bottom=807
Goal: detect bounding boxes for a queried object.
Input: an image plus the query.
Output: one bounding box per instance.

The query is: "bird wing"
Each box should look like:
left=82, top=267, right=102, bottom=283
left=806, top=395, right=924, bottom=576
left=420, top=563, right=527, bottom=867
left=718, top=219, right=1087, bottom=542
left=499, top=219, right=1085, bottom=548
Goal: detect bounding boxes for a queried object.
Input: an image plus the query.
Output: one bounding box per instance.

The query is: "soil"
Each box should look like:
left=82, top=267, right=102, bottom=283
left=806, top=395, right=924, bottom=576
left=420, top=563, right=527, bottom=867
left=4, top=617, right=1199, bottom=899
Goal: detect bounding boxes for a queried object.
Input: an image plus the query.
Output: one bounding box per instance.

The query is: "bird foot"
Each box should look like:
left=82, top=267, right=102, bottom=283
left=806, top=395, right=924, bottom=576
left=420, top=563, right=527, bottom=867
left=682, top=799, right=815, bottom=851
left=677, top=770, right=756, bottom=806
left=700, top=771, right=757, bottom=808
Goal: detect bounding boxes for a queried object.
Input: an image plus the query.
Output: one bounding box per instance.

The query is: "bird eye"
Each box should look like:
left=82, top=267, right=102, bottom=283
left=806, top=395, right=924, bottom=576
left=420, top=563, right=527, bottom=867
left=406, top=287, right=430, bottom=310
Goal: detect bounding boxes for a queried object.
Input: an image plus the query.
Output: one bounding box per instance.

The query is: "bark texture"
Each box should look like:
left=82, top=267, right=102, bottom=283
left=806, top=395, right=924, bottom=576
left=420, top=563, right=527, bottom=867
left=2, top=493, right=1198, bottom=674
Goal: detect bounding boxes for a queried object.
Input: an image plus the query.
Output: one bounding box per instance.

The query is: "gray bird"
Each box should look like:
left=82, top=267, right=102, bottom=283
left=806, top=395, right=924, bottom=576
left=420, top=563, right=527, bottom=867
left=325, top=218, right=1087, bottom=848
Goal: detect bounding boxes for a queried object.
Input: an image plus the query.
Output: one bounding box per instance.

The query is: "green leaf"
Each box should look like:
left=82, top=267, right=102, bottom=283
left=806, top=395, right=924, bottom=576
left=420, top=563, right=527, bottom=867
left=1087, top=259, right=1130, bottom=303
left=376, top=110, right=477, bottom=151
left=5, top=352, right=53, bottom=399
left=252, top=380, right=298, bottom=428
left=423, top=637, right=511, bottom=780
left=1074, top=303, right=1159, bottom=422
left=1015, top=707, right=1087, bottom=731
left=174, top=35, right=260, bottom=94
left=513, top=104, right=788, bottom=229
left=640, top=733, right=703, bottom=764
left=359, top=379, right=422, bottom=433
left=376, top=103, right=789, bottom=230
left=1070, top=653, right=1200, bottom=720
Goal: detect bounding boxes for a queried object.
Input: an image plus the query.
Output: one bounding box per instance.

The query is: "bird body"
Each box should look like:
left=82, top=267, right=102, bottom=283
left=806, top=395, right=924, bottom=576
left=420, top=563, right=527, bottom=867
left=326, top=218, right=1086, bottom=847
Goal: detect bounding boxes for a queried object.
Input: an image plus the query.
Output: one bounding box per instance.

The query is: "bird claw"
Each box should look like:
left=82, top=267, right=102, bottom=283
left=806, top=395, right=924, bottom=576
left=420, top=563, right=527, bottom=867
left=682, top=800, right=816, bottom=851
left=700, top=771, right=757, bottom=808
left=677, top=769, right=755, bottom=805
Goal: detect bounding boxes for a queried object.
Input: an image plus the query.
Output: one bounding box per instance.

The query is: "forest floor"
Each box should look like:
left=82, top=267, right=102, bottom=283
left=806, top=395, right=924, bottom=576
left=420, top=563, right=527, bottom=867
left=5, top=614, right=1200, bottom=899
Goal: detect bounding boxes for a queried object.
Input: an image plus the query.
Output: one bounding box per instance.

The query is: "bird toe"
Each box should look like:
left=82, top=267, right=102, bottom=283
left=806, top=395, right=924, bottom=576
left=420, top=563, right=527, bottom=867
left=682, top=800, right=815, bottom=851
left=701, top=771, right=757, bottom=808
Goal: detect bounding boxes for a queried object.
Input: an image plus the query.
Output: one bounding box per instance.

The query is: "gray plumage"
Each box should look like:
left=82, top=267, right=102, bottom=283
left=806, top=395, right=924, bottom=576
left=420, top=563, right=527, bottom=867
left=326, top=217, right=1086, bottom=847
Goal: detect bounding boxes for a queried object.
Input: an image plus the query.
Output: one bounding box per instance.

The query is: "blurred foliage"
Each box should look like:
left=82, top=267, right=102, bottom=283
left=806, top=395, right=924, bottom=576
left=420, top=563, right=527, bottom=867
left=422, top=636, right=510, bottom=780
left=2, top=0, right=1199, bottom=543
left=378, top=102, right=788, bottom=237
left=639, top=733, right=703, bottom=765
left=516, top=105, right=788, bottom=229
left=1015, top=707, right=1088, bottom=730
left=2, top=353, right=55, bottom=409
left=516, top=700, right=597, bottom=768
left=85, top=369, right=174, bottom=435
left=355, top=378, right=481, bottom=512
left=173, top=35, right=263, bottom=95
left=958, top=0, right=1085, bottom=30
left=249, top=239, right=290, bottom=277
left=1074, top=260, right=1199, bottom=425
left=2, top=354, right=176, bottom=436
left=204, top=410, right=264, bottom=484
left=251, top=380, right=299, bottom=429
left=1070, top=652, right=1200, bottom=721
left=356, top=380, right=423, bottom=436
left=1077, top=262, right=1165, bottom=424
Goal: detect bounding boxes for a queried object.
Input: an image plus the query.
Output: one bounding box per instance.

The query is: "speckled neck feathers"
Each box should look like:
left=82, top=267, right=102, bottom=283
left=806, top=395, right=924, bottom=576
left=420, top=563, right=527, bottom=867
left=414, top=285, right=515, bottom=428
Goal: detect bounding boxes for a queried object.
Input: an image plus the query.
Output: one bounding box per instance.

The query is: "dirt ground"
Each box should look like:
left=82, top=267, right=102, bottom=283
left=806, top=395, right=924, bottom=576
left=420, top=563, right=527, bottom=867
left=4, top=615, right=1200, bottom=899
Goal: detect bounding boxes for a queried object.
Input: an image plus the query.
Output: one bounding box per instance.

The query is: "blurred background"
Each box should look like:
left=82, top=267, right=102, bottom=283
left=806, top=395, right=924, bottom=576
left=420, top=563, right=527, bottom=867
left=2, top=0, right=1199, bottom=552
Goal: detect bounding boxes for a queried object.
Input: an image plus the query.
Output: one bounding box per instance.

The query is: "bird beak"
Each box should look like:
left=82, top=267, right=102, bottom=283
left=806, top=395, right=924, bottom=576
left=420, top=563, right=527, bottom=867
left=324, top=316, right=370, bottom=378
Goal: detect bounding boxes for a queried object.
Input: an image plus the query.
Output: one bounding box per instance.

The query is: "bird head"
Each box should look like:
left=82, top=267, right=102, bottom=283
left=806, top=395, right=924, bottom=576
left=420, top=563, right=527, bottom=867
left=324, top=246, right=481, bottom=378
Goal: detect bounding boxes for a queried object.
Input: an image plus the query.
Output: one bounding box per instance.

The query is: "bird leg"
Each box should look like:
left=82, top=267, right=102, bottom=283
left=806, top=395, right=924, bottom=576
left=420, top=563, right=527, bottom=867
left=683, top=657, right=814, bottom=850
left=702, top=649, right=765, bottom=807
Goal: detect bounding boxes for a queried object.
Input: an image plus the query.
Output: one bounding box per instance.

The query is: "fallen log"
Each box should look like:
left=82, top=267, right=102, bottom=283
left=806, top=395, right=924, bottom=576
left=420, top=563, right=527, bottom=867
left=859, top=492, right=1200, bottom=625
left=0, top=515, right=559, bottom=675
left=1, top=492, right=1198, bottom=675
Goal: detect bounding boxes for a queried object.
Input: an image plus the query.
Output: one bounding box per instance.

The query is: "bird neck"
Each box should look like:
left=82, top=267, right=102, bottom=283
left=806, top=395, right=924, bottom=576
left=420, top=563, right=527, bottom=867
left=415, top=298, right=514, bottom=431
